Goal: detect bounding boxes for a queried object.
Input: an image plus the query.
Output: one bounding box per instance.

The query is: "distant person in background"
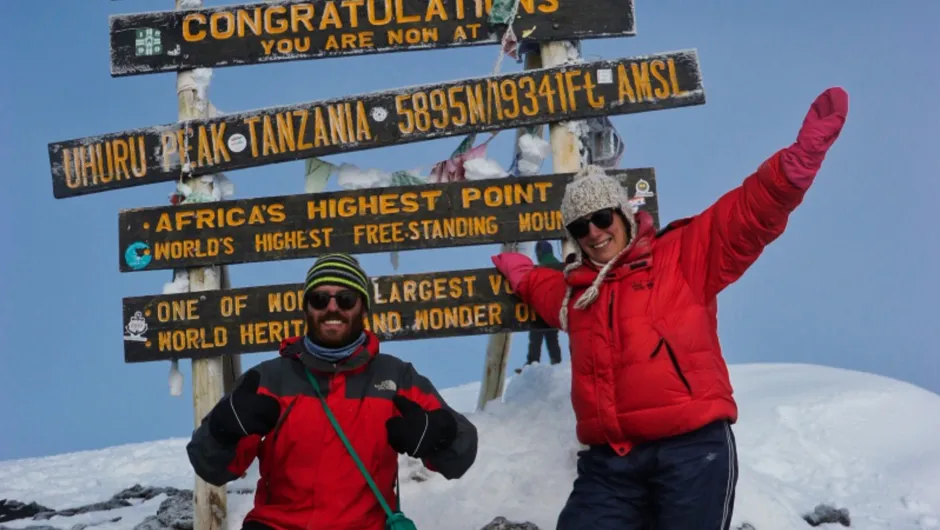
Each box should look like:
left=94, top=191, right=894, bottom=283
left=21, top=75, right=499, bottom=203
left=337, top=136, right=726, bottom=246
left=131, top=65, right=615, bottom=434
left=490, top=88, right=849, bottom=529
left=186, top=253, right=478, bottom=530
left=516, top=241, right=563, bottom=374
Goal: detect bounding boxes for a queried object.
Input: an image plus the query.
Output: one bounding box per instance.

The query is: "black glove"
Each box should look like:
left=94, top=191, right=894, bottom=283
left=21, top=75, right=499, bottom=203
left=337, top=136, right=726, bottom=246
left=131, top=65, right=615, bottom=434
left=385, top=395, right=457, bottom=458
left=208, top=370, right=281, bottom=445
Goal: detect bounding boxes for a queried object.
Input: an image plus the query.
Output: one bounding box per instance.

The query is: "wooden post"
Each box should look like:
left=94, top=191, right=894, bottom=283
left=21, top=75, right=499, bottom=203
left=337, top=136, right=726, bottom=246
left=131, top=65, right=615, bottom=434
left=539, top=41, right=584, bottom=263
left=477, top=39, right=584, bottom=409
left=477, top=50, right=545, bottom=411
left=174, top=1, right=229, bottom=529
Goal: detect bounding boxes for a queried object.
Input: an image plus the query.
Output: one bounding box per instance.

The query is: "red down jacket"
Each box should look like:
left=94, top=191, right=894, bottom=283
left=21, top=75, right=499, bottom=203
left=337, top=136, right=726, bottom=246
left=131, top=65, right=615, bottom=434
left=518, top=150, right=808, bottom=456
left=186, top=331, right=477, bottom=530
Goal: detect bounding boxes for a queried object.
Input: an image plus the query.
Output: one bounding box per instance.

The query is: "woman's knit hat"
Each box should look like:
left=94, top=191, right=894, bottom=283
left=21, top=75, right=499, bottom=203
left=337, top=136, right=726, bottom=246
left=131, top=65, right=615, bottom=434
left=557, top=165, right=639, bottom=331
left=303, top=253, right=372, bottom=310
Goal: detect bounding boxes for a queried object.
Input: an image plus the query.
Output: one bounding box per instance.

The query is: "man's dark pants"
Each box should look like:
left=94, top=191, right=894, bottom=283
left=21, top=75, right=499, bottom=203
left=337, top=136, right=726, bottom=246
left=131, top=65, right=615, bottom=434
left=556, top=420, right=739, bottom=530
left=527, top=323, right=561, bottom=365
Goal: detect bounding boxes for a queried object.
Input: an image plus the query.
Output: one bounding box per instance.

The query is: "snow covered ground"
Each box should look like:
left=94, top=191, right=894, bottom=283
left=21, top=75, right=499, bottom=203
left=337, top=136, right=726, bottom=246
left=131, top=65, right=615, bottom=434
left=2, top=362, right=939, bottom=530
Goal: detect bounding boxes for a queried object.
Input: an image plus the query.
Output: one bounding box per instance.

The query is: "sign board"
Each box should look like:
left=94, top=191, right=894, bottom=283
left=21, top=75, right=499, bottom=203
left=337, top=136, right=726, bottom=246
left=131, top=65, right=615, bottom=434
left=117, top=168, right=659, bottom=272
left=49, top=50, right=704, bottom=198
left=122, top=264, right=565, bottom=362
left=109, top=0, right=637, bottom=77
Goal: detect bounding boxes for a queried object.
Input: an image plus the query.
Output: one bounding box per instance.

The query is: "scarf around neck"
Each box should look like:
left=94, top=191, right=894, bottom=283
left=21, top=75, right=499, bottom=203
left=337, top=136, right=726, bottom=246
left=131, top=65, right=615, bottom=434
left=303, top=332, right=366, bottom=363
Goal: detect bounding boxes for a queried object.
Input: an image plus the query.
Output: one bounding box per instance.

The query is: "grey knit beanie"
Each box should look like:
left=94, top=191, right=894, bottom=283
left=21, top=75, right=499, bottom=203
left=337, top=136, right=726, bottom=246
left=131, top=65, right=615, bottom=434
left=558, top=165, right=639, bottom=331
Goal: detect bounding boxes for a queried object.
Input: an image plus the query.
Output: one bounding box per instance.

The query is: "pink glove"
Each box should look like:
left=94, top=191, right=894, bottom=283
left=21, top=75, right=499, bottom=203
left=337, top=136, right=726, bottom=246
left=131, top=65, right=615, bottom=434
left=780, top=87, right=849, bottom=189
left=490, top=253, right=534, bottom=293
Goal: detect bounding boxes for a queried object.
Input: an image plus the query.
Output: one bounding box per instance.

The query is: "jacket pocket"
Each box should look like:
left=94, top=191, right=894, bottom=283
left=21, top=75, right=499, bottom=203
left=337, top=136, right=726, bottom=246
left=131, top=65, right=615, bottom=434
left=649, top=337, right=692, bottom=394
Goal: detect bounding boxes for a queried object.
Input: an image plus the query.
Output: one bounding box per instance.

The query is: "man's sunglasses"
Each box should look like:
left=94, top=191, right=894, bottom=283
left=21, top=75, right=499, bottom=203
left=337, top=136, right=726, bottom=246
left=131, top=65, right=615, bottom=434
left=305, top=290, right=360, bottom=311
left=566, top=208, right=619, bottom=239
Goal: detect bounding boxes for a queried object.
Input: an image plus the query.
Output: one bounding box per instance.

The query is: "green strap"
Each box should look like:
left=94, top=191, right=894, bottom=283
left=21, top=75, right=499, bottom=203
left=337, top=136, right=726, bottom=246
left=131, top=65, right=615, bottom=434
left=304, top=369, right=399, bottom=517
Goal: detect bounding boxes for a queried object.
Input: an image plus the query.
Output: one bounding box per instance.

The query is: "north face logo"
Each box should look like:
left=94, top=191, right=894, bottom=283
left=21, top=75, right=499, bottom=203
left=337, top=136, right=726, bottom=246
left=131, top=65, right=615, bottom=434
left=374, top=380, right=397, bottom=392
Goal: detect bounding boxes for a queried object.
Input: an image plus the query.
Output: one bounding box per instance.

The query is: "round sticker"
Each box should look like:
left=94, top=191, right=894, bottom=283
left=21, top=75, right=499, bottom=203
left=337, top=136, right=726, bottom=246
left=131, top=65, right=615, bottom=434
left=227, top=133, right=247, bottom=153
left=371, top=107, right=388, bottom=122
left=125, top=241, right=153, bottom=270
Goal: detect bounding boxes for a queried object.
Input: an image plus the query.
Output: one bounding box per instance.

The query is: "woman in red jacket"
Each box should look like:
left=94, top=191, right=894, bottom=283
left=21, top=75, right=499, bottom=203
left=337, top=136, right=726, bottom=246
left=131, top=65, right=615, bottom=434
left=491, top=87, right=849, bottom=530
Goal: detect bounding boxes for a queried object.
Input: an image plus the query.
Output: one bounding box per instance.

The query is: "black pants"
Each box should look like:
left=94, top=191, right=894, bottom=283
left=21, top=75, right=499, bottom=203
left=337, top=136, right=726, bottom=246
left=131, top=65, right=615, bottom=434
left=556, top=420, right=739, bottom=530
left=527, top=328, right=561, bottom=364
left=241, top=521, right=274, bottom=530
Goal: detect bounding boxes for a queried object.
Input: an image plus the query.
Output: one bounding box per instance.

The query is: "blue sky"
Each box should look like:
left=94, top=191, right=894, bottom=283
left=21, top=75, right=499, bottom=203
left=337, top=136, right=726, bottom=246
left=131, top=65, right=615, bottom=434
left=1, top=1, right=937, bottom=461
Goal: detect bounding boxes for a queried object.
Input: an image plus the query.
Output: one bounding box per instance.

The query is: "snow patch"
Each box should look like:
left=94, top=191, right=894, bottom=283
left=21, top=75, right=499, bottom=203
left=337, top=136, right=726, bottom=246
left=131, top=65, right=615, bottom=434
left=161, top=271, right=189, bottom=295
left=336, top=163, right=391, bottom=189
left=465, top=158, right=508, bottom=180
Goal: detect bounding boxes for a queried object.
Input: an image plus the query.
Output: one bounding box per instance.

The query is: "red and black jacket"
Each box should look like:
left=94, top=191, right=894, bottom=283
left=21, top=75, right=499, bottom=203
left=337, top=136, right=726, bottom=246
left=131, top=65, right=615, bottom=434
left=186, top=331, right=478, bottom=530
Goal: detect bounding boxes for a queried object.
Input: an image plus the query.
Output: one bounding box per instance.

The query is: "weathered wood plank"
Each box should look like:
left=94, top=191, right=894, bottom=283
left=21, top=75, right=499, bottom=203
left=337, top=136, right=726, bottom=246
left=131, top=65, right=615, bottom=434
left=122, top=264, right=569, bottom=362
left=109, top=0, right=636, bottom=77
left=49, top=50, right=704, bottom=199
left=117, top=168, right=660, bottom=272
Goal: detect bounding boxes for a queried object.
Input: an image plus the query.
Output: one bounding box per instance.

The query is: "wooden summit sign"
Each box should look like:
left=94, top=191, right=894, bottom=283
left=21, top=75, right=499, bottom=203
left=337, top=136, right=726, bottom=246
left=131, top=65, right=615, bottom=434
left=117, top=168, right=660, bottom=272
left=122, top=264, right=565, bottom=362
left=49, top=50, right=704, bottom=199
left=109, top=0, right=637, bottom=77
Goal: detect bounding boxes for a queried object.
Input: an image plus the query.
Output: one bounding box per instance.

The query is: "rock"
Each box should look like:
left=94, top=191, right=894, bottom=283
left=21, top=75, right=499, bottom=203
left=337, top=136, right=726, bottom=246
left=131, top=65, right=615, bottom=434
left=479, top=516, right=541, bottom=530
left=0, top=500, right=53, bottom=523
left=803, top=503, right=851, bottom=527
left=33, top=500, right=132, bottom=520
left=132, top=491, right=193, bottom=530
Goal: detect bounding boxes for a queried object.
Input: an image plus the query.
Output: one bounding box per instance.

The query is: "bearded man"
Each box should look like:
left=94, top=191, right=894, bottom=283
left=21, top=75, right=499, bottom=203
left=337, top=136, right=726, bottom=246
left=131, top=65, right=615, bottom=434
left=187, top=253, right=478, bottom=530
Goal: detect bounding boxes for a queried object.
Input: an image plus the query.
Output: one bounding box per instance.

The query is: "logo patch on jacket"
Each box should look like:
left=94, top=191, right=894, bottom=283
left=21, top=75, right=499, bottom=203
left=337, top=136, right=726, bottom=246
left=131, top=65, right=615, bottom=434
left=374, top=379, right=397, bottom=392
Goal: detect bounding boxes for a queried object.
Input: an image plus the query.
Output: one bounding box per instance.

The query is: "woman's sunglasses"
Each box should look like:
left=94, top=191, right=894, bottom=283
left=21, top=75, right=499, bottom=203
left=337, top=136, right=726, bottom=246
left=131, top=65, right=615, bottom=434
left=566, top=208, right=618, bottom=239
left=305, top=290, right=360, bottom=311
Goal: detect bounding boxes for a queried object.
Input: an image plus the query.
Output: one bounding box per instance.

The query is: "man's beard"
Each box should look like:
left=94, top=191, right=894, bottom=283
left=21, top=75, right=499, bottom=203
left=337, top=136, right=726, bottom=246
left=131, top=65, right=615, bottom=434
left=305, top=310, right=365, bottom=349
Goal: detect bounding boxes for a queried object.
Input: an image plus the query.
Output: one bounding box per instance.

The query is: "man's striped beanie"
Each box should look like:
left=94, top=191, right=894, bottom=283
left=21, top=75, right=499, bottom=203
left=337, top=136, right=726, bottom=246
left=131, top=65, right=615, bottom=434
left=303, top=253, right=371, bottom=310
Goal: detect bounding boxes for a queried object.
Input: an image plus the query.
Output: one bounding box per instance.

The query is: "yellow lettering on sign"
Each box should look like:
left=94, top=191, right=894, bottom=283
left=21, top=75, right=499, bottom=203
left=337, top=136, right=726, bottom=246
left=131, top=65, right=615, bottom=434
left=362, top=310, right=403, bottom=334
left=219, top=295, right=248, bottom=317
left=514, top=302, right=539, bottom=323
left=306, top=190, right=443, bottom=220
left=182, top=4, right=321, bottom=42
left=406, top=216, right=498, bottom=240
left=617, top=58, right=688, bottom=104
left=254, top=228, right=334, bottom=253
left=374, top=276, right=477, bottom=305
left=157, top=326, right=227, bottom=352
left=62, top=136, right=148, bottom=190
left=178, top=0, right=559, bottom=46
left=157, top=123, right=231, bottom=174
left=518, top=210, right=564, bottom=232
left=387, top=26, right=439, bottom=46
left=153, top=203, right=285, bottom=233
left=413, top=303, right=502, bottom=330
left=488, top=273, right=513, bottom=295
left=153, top=237, right=235, bottom=262
left=155, top=299, right=200, bottom=322
left=353, top=222, right=405, bottom=245
left=393, top=69, right=607, bottom=135
left=243, top=104, right=371, bottom=159
left=239, top=320, right=305, bottom=345
left=460, top=181, right=552, bottom=209
left=322, top=31, right=376, bottom=51
left=267, top=290, right=306, bottom=313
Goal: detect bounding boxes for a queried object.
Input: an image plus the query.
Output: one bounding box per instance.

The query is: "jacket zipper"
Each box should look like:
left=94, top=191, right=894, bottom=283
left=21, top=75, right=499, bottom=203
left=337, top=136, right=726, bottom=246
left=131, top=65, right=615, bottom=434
left=264, top=396, right=298, bottom=504
left=649, top=337, right=692, bottom=394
